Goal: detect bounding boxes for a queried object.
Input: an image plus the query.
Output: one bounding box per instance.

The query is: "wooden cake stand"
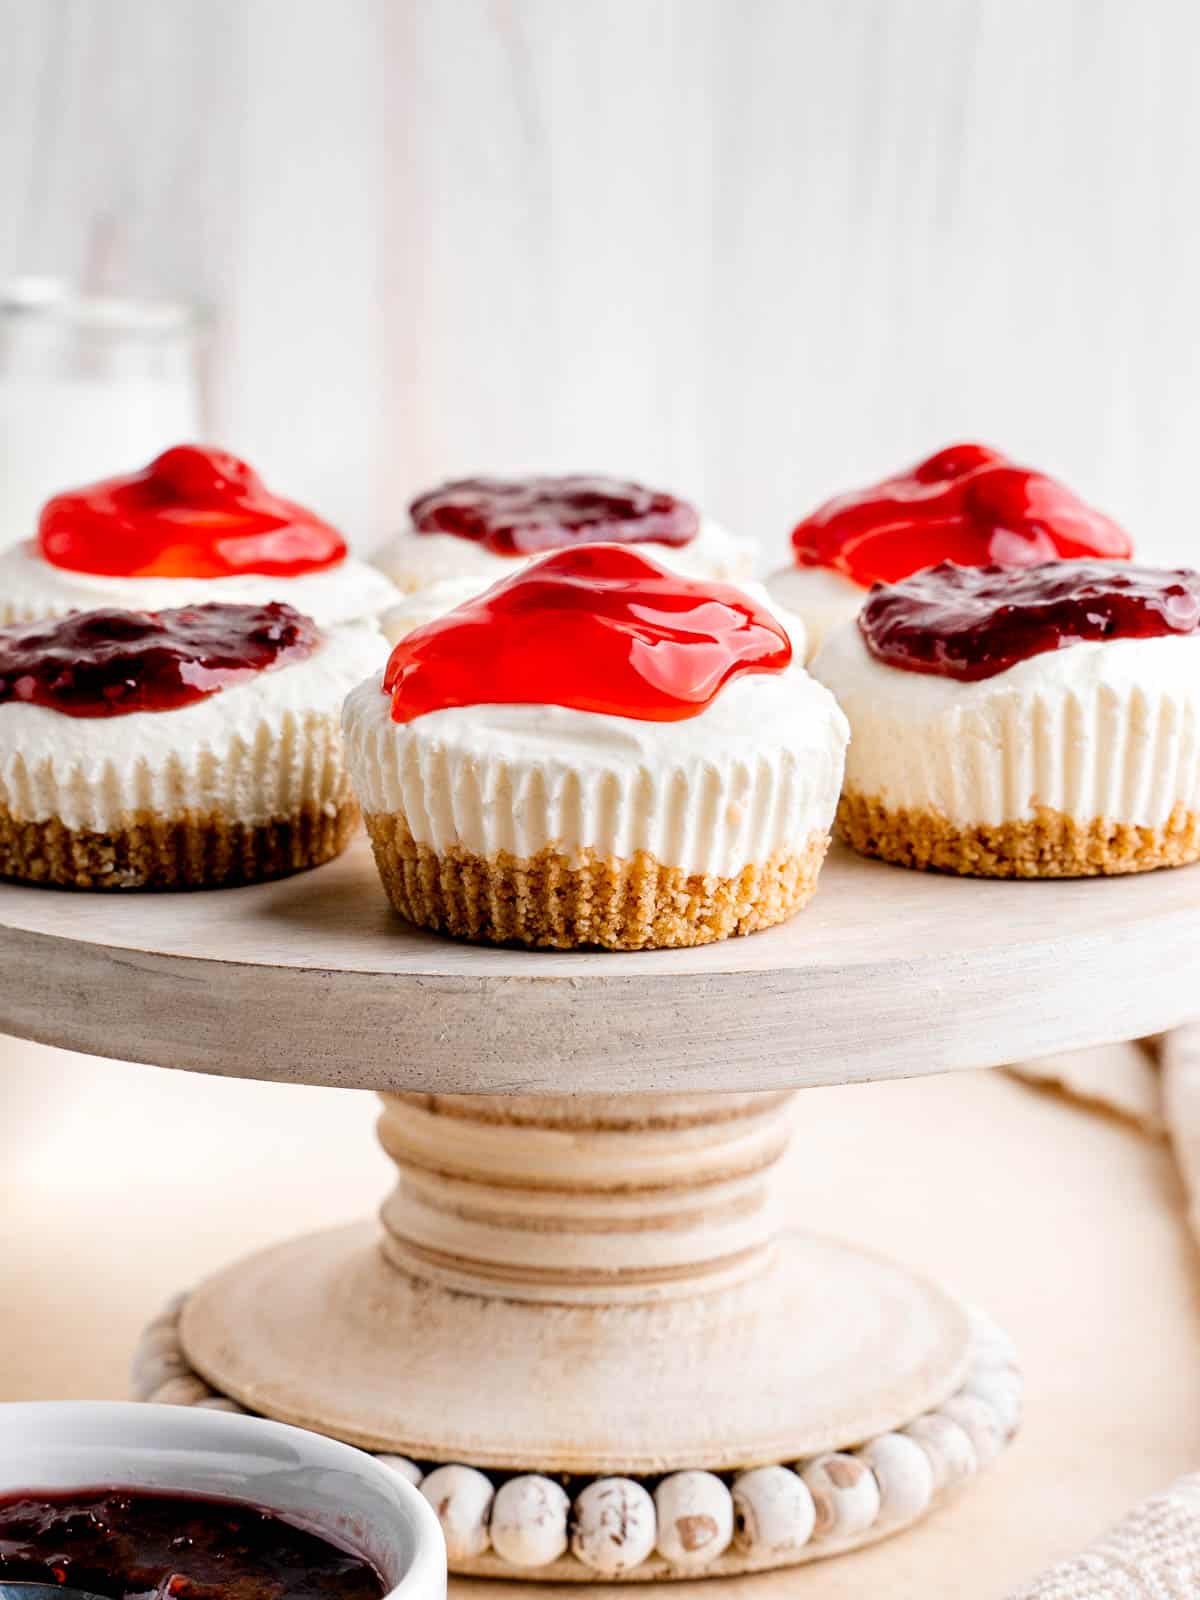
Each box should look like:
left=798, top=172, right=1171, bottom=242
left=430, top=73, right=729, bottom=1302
left=2, top=840, right=1198, bottom=1581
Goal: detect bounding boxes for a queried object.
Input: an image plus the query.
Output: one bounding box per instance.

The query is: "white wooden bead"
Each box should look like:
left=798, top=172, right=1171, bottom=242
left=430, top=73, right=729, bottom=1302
left=859, top=1434, right=933, bottom=1524
left=903, top=1413, right=978, bottom=1492
left=800, top=1454, right=880, bottom=1541
left=963, top=1368, right=1022, bottom=1439
left=138, top=1324, right=184, bottom=1358
left=131, top=1346, right=193, bottom=1396
left=571, top=1478, right=656, bottom=1576
left=965, top=1311, right=1018, bottom=1370
left=731, top=1466, right=815, bottom=1557
left=654, top=1471, right=734, bottom=1571
left=490, top=1475, right=569, bottom=1568
left=377, top=1455, right=424, bottom=1487
left=420, top=1464, right=494, bottom=1561
left=147, top=1375, right=212, bottom=1407
left=936, top=1395, right=1003, bottom=1468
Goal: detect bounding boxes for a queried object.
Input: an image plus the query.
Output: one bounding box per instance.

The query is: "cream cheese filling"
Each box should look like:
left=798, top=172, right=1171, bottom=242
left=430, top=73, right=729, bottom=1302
left=812, top=622, right=1200, bottom=830
left=0, top=540, right=399, bottom=628
left=370, top=518, right=759, bottom=594
left=343, top=659, right=847, bottom=879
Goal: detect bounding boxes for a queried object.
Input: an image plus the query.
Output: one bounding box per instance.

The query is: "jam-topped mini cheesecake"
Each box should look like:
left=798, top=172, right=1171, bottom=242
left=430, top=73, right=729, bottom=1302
left=769, top=443, right=1132, bottom=657
left=0, top=601, right=381, bottom=888
left=811, top=560, right=1200, bottom=878
left=343, top=544, right=845, bottom=949
left=370, top=472, right=757, bottom=596
left=0, top=444, right=398, bottom=627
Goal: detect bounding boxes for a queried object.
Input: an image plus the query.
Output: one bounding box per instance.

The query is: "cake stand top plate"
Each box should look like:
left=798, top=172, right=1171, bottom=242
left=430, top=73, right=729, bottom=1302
left=0, top=838, right=1196, bottom=1093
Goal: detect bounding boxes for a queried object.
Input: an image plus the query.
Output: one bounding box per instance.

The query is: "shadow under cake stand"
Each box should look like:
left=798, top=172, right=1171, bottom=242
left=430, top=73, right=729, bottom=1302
left=2, top=839, right=1198, bottom=1580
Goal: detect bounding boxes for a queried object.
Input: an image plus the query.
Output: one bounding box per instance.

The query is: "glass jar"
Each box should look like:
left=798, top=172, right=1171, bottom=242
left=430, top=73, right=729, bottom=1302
left=0, top=278, right=206, bottom=547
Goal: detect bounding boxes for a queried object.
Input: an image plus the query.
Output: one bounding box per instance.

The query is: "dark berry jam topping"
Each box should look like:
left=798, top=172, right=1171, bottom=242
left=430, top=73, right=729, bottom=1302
left=38, top=445, right=347, bottom=579
left=859, top=560, right=1200, bottom=681
left=384, top=543, right=791, bottom=723
left=792, top=442, right=1132, bottom=587
left=409, top=474, right=699, bottom=556
left=0, top=1489, right=384, bottom=1600
left=0, top=602, right=318, bottom=717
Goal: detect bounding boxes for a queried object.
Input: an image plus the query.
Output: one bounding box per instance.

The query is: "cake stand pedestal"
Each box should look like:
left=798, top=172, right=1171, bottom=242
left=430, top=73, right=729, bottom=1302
left=2, top=840, right=1198, bottom=1580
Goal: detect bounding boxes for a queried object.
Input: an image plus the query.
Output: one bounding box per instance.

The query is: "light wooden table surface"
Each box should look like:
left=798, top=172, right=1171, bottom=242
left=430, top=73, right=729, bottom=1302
left=2, top=1036, right=1196, bottom=1598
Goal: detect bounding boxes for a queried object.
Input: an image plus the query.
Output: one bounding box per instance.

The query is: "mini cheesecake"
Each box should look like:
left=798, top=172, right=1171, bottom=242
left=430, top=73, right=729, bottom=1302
left=812, top=560, right=1200, bottom=878
left=0, top=444, right=398, bottom=628
left=344, top=544, right=845, bottom=949
left=371, top=473, right=757, bottom=595
left=770, top=443, right=1132, bottom=658
left=0, top=602, right=381, bottom=889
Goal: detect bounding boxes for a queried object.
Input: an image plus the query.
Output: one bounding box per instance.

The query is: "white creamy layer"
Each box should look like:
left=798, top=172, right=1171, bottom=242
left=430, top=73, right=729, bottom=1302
left=380, top=576, right=503, bottom=645
left=381, top=574, right=808, bottom=660
left=0, top=622, right=385, bottom=831
left=343, top=660, right=847, bottom=878
left=0, top=540, right=400, bottom=628
left=766, top=564, right=867, bottom=660
left=811, top=621, right=1200, bottom=829
left=369, top=518, right=759, bottom=594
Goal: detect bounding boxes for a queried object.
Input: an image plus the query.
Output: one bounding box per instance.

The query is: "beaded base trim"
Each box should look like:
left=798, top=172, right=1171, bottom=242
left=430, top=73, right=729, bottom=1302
left=132, top=1294, right=1021, bottom=1581
left=0, top=801, right=359, bottom=890
left=363, top=820, right=829, bottom=950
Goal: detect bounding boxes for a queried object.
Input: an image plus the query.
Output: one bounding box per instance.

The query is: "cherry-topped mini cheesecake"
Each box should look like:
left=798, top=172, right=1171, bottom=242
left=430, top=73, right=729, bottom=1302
left=0, top=444, right=398, bottom=627
left=811, top=560, right=1200, bottom=878
left=370, top=473, right=757, bottom=596
left=0, top=601, right=380, bottom=888
left=343, top=543, right=845, bottom=949
left=770, top=443, right=1132, bottom=656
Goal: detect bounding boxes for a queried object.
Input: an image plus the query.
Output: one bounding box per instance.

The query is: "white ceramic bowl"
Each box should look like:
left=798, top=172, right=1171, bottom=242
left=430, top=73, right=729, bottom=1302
left=0, top=1403, right=445, bottom=1600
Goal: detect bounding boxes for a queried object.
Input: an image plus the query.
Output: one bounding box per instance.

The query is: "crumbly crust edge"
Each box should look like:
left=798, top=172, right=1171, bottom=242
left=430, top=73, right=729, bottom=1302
left=364, top=816, right=830, bottom=949
left=837, top=790, right=1200, bottom=878
left=0, top=800, right=359, bottom=890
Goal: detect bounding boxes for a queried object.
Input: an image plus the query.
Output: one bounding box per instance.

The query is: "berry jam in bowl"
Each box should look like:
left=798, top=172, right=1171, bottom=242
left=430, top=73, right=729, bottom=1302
left=0, top=1404, right=445, bottom=1600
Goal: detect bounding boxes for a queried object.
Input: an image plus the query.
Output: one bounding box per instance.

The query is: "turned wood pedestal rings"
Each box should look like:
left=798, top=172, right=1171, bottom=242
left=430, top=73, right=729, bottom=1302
left=131, top=1091, right=1023, bottom=1581
left=4, top=843, right=1188, bottom=1582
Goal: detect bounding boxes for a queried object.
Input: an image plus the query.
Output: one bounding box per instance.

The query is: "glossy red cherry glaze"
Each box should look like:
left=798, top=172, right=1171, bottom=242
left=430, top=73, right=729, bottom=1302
left=38, top=445, right=347, bottom=578
left=859, top=560, right=1200, bottom=682
left=792, top=443, right=1132, bottom=587
left=384, top=544, right=792, bottom=724
left=0, top=602, right=318, bottom=717
left=409, top=474, right=699, bottom=555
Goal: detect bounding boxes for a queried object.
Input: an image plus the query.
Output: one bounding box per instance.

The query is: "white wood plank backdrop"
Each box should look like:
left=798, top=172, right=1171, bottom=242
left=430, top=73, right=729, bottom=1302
left=2, top=0, right=1198, bottom=565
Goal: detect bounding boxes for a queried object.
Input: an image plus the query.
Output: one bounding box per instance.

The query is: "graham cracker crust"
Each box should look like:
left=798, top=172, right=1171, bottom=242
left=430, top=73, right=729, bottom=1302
left=838, top=790, right=1200, bottom=879
left=0, top=800, right=359, bottom=890
left=364, top=816, right=829, bottom=949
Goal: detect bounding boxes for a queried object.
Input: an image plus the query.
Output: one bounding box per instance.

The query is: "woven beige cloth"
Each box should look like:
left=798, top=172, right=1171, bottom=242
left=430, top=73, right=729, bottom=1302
left=1008, top=1039, right=1164, bottom=1134
left=1003, top=1027, right=1200, bottom=1597
left=1006, top=1474, right=1200, bottom=1598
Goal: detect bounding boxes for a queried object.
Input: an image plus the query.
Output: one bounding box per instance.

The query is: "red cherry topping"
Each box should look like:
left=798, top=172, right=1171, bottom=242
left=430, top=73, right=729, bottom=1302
left=409, top=475, right=699, bottom=556
left=858, top=560, right=1200, bottom=682
left=0, top=601, right=319, bottom=717
left=37, top=445, right=348, bottom=579
left=792, top=443, right=1131, bottom=587
left=383, top=543, right=791, bottom=724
